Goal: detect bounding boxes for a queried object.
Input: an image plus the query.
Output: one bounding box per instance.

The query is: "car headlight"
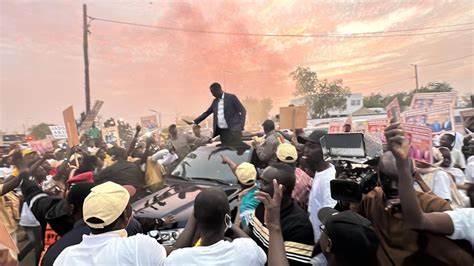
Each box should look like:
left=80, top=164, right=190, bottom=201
left=148, top=228, right=184, bottom=246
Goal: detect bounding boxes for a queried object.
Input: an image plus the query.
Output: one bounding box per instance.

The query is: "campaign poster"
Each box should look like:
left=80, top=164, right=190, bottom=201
left=328, top=121, right=344, bottom=133
left=403, top=104, right=454, bottom=134
left=62, top=106, right=80, bottom=147
left=29, top=139, right=54, bottom=154
left=102, top=126, right=120, bottom=145
left=352, top=120, right=368, bottom=133
left=410, top=92, right=457, bottom=110
left=367, top=119, right=387, bottom=143
left=48, top=126, right=68, bottom=139
left=386, top=97, right=401, bottom=122
left=279, top=106, right=307, bottom=130
left=140, top=115, right=159, bottom=131
left=79, top=100, right=104, bottom=133
left=403, top=124, right=433, bottom=164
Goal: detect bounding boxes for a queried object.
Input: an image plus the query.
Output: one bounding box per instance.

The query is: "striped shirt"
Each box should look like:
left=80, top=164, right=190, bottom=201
left=249, top=202, right=314, bottom=265
left=217, top=93, right=229, bottom=129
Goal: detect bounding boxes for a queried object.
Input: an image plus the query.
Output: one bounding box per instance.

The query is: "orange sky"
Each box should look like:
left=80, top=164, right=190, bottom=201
left=1, top=0, right=473, bottom=132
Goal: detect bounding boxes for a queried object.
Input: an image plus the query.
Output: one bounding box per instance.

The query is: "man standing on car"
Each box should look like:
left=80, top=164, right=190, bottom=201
left=192, top=82, right=246, bottom=146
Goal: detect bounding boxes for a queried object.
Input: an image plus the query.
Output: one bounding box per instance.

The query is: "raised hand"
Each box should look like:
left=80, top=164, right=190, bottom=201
left=255, top=179, right=283, bottom=229
left=385, top=122, right=410, bottom=161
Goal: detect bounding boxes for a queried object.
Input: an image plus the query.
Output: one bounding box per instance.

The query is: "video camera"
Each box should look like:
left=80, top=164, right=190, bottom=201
left=321, top=133, right=381, bottom=202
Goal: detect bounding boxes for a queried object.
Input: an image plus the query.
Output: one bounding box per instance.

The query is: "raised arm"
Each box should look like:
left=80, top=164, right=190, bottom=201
left=127, top=125, right=142, bottom=157
left=385, top=122, right=454, bottom=235
left=194, top=104, right=213, bottom=125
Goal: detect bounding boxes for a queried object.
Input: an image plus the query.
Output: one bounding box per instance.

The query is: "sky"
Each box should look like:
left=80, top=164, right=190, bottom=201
left=1, top=0, right=473, bottom=132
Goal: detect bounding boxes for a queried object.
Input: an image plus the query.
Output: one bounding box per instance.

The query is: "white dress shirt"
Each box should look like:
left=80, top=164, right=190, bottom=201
left=445, top=208, right=474, bottom=247
left=308, top=164, right=337, bottom=243
left=54, top=230, right=166, bottom=266
left=217, top=93, right=229, bottom=129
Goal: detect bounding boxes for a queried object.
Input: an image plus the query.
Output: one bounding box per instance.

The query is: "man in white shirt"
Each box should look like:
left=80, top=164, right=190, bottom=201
left=165, top=188, right=266, bottom=266
left=440, top=133, right=466, bottom=169
left=54, top=182, right=166, bottom=266
left=298, top=130, right=336, bottom=265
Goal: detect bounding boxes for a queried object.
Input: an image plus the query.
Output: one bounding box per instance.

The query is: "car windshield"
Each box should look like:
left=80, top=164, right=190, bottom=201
left=171, top=146, right=251, bottom=184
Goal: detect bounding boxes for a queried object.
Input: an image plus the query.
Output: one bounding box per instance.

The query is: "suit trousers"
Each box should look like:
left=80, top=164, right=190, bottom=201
left=216, top=127, right=242, bottom=146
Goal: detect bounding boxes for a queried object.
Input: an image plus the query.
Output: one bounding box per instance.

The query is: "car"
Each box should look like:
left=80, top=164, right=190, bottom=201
left=132, top=143, right=254, bottom=245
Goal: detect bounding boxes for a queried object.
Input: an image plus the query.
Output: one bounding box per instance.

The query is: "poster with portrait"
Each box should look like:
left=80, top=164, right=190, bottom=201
left=386, top=97, right=401, bottom=123
left=403, top=124, right=433, bottom=164
left=102, top=126, right=120, bottom=145
left=29, top=139, right=54, bottom=154
left=403, top=104, right=454, bottom=134
left=367, top=119, right=387, bottom=143
left=410, top=92, right=457, bottom=110
left=328, top=121, right=344, bottom=133
left=140, top=115, right=159, bottom=131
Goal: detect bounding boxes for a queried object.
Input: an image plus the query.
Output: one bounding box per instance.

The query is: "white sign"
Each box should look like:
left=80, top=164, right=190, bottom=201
left=49, top=126, right=68, bottom=139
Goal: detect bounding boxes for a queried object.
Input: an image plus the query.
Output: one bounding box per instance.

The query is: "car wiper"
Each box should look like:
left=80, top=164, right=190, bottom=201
left=191, top=177, right=232, bottom=186
left=168, top=174, right=189, bottom=181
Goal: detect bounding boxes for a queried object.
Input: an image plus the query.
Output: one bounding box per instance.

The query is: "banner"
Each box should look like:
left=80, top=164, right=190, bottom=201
left=140, top=115, right=159, bottom=131
left=403, top=104, right=454, bottom=134
left=328, top=121, right=345, bottom=133
left=102, top=126, right=120, bottom=144
left=403, top=124, right=433, bottom=164
left=410, top=92, right=457, bottom=109
left=48, top=126, right=68, bottom=139
left=352, top=120, right=368, bottom=133
left=279, top=106, right=307, bottom=130
left=386, top=97, right=401, bottom=122
left=367, top=119, right=388, bottom=143
left=62, top=106, right=80, bottom=147
left=79, top=100, right=104, bottom=133
left=29, top=139, right=54, bottom=154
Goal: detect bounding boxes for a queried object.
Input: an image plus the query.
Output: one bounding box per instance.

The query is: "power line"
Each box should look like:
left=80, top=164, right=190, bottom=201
left=419, top=54, right=474, bottom=66
left=363, top=77, right=412, bottom=91
left=88, top=16, right=474, bottom=38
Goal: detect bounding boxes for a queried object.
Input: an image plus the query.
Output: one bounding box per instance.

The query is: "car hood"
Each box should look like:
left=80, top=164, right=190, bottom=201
left=132, top=179, right=240, bottom=227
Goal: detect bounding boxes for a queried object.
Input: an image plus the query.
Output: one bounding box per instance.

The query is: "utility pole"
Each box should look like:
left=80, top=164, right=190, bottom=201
left=412, top=64, right=419, bottom=90
left=83, top=4, right=91, bottom=113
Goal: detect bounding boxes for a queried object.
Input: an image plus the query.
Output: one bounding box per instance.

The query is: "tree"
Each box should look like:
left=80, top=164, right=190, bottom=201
left=28, top=123, right=53, bottom=139
left=415, top=82, right=453, bottom=93
left=291, top=66, right=349, bottom=118
left=242, top=97, right=273, bottom=128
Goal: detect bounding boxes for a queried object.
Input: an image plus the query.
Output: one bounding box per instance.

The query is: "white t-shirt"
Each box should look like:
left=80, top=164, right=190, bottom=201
left=451, top=149, right=466, bottom=169
left=308, top=164, right=337, bottom=243
left=431, top=170, right=452, bottom=201
left=443, top=167, right=466, bottom=185
left=164, top=238, right=266, bottom=266
left=445, top=208, right=474, bottom=247
left=54, top=230, right=166, bottom=266
left=464, top=156, right=474, bottom=184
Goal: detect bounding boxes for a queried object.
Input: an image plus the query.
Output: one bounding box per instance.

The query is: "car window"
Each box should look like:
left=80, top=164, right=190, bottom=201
left=171, top=147, right=251, bottom=184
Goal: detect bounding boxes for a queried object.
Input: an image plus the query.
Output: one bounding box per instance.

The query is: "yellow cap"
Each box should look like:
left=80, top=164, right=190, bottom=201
left=235, top=162, right=257, bottom=185
left=21, top=148, right=35, bottom=156
left=276, top=143, right=298, bottom=163
left=83, top=182, right=130, bottom=229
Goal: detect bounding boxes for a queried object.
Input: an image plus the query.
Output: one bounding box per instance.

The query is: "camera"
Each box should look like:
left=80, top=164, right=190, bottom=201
left=321, top=133, right=381, bottom=202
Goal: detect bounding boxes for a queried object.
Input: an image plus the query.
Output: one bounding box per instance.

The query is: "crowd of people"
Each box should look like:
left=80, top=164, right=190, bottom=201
left=0, top=83, right=473, bottom=266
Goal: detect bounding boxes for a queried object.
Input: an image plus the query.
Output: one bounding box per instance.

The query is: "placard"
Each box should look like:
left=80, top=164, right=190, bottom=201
left=367, top=119, right=388, bottom=143
left=79, top=100, right=104, bottom=133
left=403, top=124, right=433, bottom=164
left=62, top=106, right=80, bottom=147
left=403, top=104, right=453, bottom=134
left=48, top=126, right=68, bottom=139
left=328, top=121, right=344, bottom=133
left=279, top=106, right=307, bottom=130
left=140, top=115, right=159, bottom=131
left=410, top=92, right=457, bottom=109
left=102, top=126, right=120, bottom=144
left=29, top=139, right=54, bottom=154
left=386, top=97, right=401, bottom=122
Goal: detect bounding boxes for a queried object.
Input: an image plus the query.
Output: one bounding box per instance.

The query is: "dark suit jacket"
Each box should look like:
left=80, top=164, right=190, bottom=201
left=194, top=93, right=246, bottom=137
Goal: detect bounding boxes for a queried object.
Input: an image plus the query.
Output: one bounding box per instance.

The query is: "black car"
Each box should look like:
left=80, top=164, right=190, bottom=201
left=132, top=144, right=253, bottom=245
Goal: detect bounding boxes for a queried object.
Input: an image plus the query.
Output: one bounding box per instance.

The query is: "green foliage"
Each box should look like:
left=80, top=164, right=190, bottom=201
left=242, top=97, right=273, bottom=128
left=28, top=123, right=53, bottom=139
left=363, top=81, right=454, bottom=108
left=291, top=67, right=349, bottom=118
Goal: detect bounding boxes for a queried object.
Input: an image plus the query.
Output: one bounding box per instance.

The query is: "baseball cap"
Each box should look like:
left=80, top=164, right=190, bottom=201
left=276, top=143, right=298, bottom=163
left=83, top=182, right=130, bottom=229
left=235, top=162, right=257, bottom=185
left=318, top=207, right=379, bottom=259
left=297, top=130, right=326, bottom=145
left=67, top=171, right=94, bottom=184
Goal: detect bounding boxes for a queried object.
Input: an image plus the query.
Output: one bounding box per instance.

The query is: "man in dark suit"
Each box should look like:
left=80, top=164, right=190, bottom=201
left=193, top=82, right=246, bottom=146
